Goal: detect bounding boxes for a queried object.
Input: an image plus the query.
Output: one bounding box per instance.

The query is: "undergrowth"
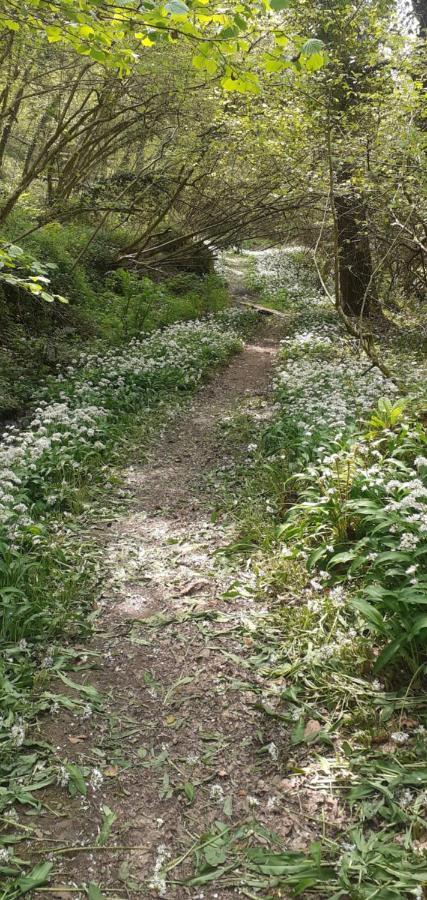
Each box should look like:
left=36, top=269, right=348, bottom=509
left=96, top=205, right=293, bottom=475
left=0, top=306, right=258, bottom=895
left=0, top=211, right=228, bottom=418
left=200, top=249, right=427, bottom=898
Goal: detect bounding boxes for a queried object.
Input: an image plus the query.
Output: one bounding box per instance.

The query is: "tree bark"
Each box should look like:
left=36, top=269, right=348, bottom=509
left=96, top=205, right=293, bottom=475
left=335, top=185, right=375, bottom=317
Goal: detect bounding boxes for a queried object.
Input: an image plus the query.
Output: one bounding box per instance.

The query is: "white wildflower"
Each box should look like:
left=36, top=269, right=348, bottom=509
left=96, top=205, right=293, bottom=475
left=210, top=783, right=224, bottom=802
left=57, top=766, right=70, bottom=787
left=186, top=753, right=199, bottom=765
left=41, top=655, right=54, bottom=668
left=149, top=843, right=169, bottom=896
left=267, top=741, right=279, bottom=761
left=10, top=722, right=25, bottom=747
left=391, top=731, right=410, bottom=744
left=399, top=533, right=419, bottom=551
left=90, top=768, right=104, bottom=790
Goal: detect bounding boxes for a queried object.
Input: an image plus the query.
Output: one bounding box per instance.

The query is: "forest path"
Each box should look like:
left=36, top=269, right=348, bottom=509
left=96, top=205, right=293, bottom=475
left=30, top=307, right=310, bottom=898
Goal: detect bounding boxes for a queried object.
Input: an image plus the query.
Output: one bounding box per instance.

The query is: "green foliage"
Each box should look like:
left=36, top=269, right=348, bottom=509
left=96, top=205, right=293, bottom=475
left=98, top=269, right=228, bottom=340
left=204, top=249, right=427, bottom=900
left=0, top=0, right=325, bottom=79
left=0, top=241, right=67, bottom=304
left=0, top=213, right=228, bottom=417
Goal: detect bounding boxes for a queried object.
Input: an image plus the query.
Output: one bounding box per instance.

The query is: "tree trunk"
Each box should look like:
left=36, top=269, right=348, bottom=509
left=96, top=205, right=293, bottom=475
left=412, top=0, right=427, bottom=33
left=335, top=182, right=375, bottom=317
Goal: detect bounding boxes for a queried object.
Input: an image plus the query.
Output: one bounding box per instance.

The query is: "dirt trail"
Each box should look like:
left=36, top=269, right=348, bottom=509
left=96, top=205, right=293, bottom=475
left=31, top=318, right=311, bottom=899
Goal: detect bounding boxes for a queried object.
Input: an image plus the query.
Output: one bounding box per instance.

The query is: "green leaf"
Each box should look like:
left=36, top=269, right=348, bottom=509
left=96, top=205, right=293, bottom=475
left=221, top=74, right=259, bottom=94
left=328, top=550, right=357, bottom=567
left=165, top=0, right=188, bottom=14
left=17, top=861, right=53, bottom=895
left=184, top=781, right=195, bottom=803
left=5, top=243, right=24, bottom=257
left=96, top=805, right=117, bottom=847
left=234, top=14, right=247, bottom=29
left=352, top=597, right=385, bottom=629
left=409, top=615, right=427, bottom=638
left=3, top=19, right=20, bottom=31
left=58, top=673, right=100, bottom=702
left=192, top=54, right=218, bottom=74
left=88, top=884, right=106, bottom=900
left=66, top=762, right=87, bottom=797
left=186, top=863, right=236, bottom=886
left=371, top=550, right=409, bottom=564
left=270, top=0, right=290, bottom=9
left=204, top=843, right=227, bottom=866
left=374, top=637, right=406, bottom=672
left=45, top=25, right=62, bottom=42
left=223, top=795, right=233, bottom=817
left=264, top=57, right=290, bottom=73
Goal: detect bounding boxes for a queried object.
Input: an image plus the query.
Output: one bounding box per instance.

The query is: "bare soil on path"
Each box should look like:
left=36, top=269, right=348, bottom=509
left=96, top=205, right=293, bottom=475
left=29, top=318, right=314, bottom=899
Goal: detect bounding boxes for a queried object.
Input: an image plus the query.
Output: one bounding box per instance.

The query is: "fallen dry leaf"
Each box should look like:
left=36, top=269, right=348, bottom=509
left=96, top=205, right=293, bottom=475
left=304, top=720, right=321, bottom=740
left=179, top=579, right=210, bottom=596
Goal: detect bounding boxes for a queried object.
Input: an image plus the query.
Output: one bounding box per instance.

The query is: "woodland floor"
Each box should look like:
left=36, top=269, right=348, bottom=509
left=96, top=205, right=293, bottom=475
left=23, top=311, right=321, bottom=899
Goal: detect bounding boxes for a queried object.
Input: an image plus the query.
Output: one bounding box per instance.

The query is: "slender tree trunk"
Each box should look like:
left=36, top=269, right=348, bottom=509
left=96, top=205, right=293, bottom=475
left=0, top=82, right=26, bottom=174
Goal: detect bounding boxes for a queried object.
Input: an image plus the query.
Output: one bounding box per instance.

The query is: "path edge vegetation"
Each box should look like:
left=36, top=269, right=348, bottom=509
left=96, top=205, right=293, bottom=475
left=0, top=305, right=260, bottom=897
left=190, top=250, right=427, bottom=898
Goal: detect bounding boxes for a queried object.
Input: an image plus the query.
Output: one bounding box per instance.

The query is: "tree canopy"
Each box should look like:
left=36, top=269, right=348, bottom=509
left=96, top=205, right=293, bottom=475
left=0, top=0, right=425, bottom=315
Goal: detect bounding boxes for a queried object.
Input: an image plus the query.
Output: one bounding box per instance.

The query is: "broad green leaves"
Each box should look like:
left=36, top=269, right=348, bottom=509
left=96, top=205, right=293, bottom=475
left=0, top=243, right=68, bottom=304
left=15, top=862, right=53, bottom=896
left=0, top=1, right=327, bottom=81
left=165, top=0, right=189, bottom=13
left=221, top=72, right=260, bottom=93
left=299, top=37, right=328, bottom=71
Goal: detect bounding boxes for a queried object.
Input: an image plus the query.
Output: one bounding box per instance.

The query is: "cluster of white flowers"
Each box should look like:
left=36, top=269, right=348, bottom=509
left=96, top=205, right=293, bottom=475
left=149, top=843, right=169, bottom=897
left=246, top=247, right=427, bottom=569
left=210, top=783, right=225, bottom=802
left=0, top=316, right=245, bottom=544
left=276, top=326, right=398, bottom=441
left=391, top=731, right=410, bottom=744
left=57, top=765, right=70, bottom=787
left=242, top=247, right=321, bottom=303
left=90, top=767, right=104, bottom=790
left=10, top=719, right=26, bottom=747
